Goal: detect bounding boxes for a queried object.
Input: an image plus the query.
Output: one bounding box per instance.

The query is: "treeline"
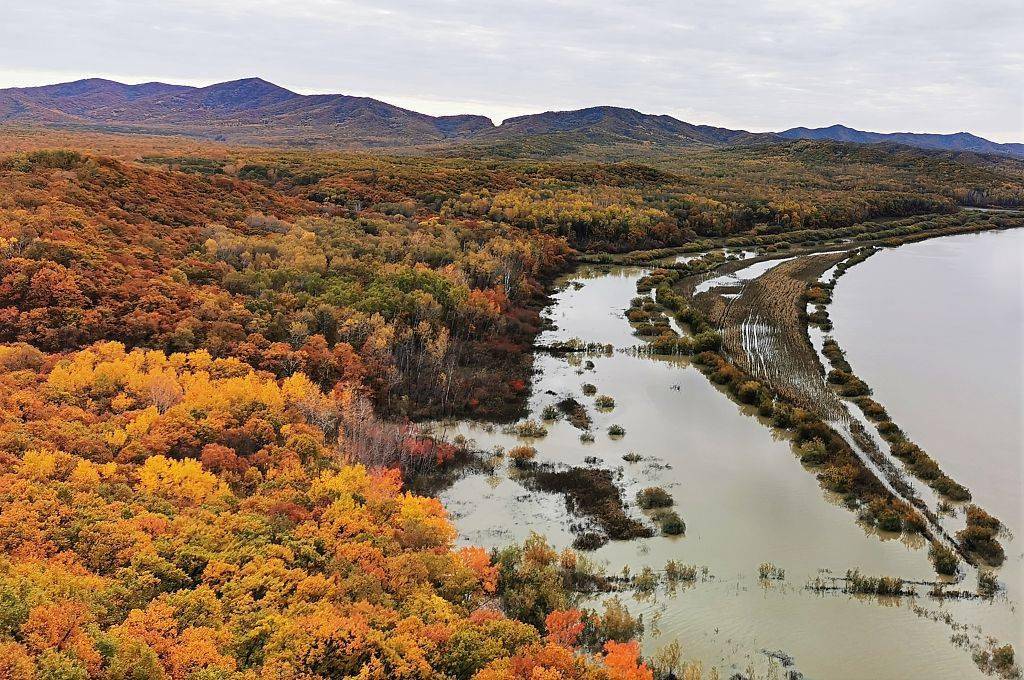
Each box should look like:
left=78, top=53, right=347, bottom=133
left=138, top=138, right=1024, bottom=251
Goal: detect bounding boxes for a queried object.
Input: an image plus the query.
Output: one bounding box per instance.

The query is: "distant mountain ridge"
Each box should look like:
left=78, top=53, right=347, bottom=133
left=1, top=77, right=1020, bottom=157
left=0, top=77, right=775, bottom=150
left=779, top=124, right=1023, bottom=158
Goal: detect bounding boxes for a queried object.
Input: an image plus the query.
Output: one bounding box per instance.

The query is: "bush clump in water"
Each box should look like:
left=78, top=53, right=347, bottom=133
left=595, top=394, right=616, bottom=409
left=957, top=505, right=1005, bottom=566
left=573, top=532, right=607, bottom=551
left=654, top=510, right=685, bottom=535
left=512, top=419, right=548, bottom=438
left=758, top=562, right=786, bottom=580
left=928, top=541, right=960, bottom=576
left=977, top=570, right=999, bottom=598
left=843, top=568, right=906, bottom=596
left=664, top=561, right=699, bottom=583
left=931, top=474, right=971, bottom=501
left=736, top=380, right=765, bottom=405
left=581, top=383, right=597, bottom=396
left=637, top=487, right=674, bottom=509
left=622, top=451, right=643, bottom=463
left=508, top=445, right=537, bottom=466
left=607, top=424, right=626, bottom=437
left=853, top=396, right=888, bottom=421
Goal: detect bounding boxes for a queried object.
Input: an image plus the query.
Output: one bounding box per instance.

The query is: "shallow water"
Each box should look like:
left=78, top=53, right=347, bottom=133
left=437, top=234, right=1022, bottom=678
left=829, top=228, right=1024, bottom=648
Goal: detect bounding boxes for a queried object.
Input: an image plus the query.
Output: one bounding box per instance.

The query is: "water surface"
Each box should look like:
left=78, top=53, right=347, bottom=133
left=437, top=233, right=1021, bottom=678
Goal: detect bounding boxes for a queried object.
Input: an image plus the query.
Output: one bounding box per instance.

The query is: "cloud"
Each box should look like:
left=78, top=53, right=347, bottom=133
left=1, top=0, right=1021, bottom=140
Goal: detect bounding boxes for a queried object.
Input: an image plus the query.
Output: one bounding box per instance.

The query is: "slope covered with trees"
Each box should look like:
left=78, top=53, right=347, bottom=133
left=1, top=131, right=1023, bottom=679
left=0, top=341, right=653, bottom=679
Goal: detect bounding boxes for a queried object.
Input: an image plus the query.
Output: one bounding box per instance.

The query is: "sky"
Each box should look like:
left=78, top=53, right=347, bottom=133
left=2, top=0, right=1022, bottom=142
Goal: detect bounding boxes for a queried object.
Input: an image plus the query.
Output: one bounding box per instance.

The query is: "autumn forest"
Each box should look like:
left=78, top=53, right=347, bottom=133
left=1, top=116, right=1023, bottom=680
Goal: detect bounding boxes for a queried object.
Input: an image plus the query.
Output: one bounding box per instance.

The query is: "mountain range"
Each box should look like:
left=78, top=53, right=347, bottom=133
left=1, top=77, right=1021, bottom=158
left=778, top=124, right=1024, bottom=158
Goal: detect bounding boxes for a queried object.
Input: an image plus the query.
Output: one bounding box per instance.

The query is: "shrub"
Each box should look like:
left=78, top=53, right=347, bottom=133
left=625, top=308, right=650, bottom=323
left=607, top=424, right=626, bottom=437
left=853, top=397, right=889, bottom=421
left=928, top=541, right=960, bottom=576
left=664, top=561, right=698, bottom=583
left=966, top=505, right=1001, bottom=531
left=655, top=510, right=685, bottom=535
left=637, top=487, right=673, bottom=509
left=508, top=446, right=537, bottom=465
left=691, top=331, right=722, bottom=352
left=579, top=431, right=595, bottom=443
left=541, top=404, right=560, bottom=420
left=581, top=383, right=597, bottom=396
left=876, top=421, right=903, bottom=441
left=909, top=455, right=941, bottom=481
left=957, top=505, right=1005, bottom=566
left=992, top=644, right=1015, bottom=673
left=594, top=394, right=615, bottom=409
left=573, top=532, right=607, bottom=551
left=736, top=380, right=763, bottom=405
left=798, top=439, right=828, bottom=466
left=931, top=475, right=971, bottom=501
left=584, top=596, right=644, bottom=646
left=978, top=570, right=999, bottom=598
left=632, top=566, right=659, bottom=593
left=514, top=420, right=548, bottom=438
left=844, top=568, right=905, bottom=596
left=758, top=562, right=785, bottom=580
left=622, top=452, right=643, bottom=463
left=957, top=526, right=1005, bottom=566
left=875, top=509, right=903, bottom=533
left=838, top=377, right=871, bottom=397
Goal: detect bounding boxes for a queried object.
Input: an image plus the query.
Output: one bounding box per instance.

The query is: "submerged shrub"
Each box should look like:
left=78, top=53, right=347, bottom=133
left=654, top=509, right=685, bottom=535
left=853, top=397, right=889, bottom=421
left=930, top=475, right=971, bottom=501
left=928, top=541, right=960, bottom=576
left=508, top=445, right=537, bottom=465
left=514, top=419, right=549, bottom=438
left=758, top=562, right=785, bottom=580
left=581, top=383, right=598, bottom=396
left=977, top=571, right=999, bottom=598
left=637, top=487, right=673, bottom=509
left=594, top=394, right=616, bottom=409
left=573, top=532, right=607, bottom=551
left=956, top=506, right=1005, bottom=566
left=664, top=561, right=698, bottom=583
left=607, top=424, right=626, bottom=437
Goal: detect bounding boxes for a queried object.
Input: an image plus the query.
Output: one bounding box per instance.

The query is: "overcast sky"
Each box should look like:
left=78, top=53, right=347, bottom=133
left=2, top=0, right=1021, bottom=141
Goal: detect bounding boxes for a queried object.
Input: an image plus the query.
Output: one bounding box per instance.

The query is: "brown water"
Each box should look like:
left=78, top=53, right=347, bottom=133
left=434, top=234, right=1022, bottom=678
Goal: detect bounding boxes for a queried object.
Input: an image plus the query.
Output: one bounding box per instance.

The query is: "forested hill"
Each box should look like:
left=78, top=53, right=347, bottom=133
left=779, top=124, right=1024, bottom=159
left=5, top=77, right=1018, bottom=161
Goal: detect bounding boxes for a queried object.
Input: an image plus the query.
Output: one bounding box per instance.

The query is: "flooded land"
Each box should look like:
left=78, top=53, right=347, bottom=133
left=432, top=224, right=1023, bottom=680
